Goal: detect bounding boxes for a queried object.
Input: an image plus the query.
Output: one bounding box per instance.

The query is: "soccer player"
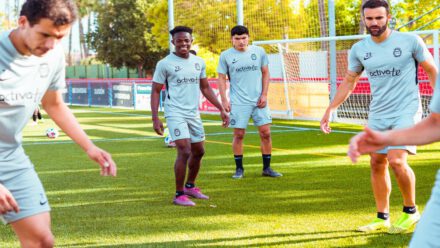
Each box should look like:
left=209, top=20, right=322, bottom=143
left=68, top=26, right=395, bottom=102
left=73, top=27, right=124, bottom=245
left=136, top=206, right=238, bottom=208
left=217, top=25, right=282, bottom=179
left=320, top=0, right=437, bottom=233
left=0, top=0, right=117, bottom=247
left=348, top=76, right=440, bottom=247
left=151, top=26, right=228, bottom=207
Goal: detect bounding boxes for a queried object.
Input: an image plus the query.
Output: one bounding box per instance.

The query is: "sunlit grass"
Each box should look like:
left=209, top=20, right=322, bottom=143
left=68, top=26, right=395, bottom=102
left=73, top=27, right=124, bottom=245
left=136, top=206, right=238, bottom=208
left=0, top=106, right=437, bottom=247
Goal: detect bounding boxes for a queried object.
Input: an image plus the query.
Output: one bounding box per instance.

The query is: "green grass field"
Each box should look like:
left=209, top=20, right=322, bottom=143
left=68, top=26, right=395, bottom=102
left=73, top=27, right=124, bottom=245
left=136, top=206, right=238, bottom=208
left=0, top=106, right=439, bottom=247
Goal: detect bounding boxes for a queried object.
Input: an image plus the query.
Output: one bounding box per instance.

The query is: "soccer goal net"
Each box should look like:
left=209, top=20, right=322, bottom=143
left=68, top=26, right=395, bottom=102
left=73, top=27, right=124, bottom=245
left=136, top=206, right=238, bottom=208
left=254, top=30, right=439, bottom=125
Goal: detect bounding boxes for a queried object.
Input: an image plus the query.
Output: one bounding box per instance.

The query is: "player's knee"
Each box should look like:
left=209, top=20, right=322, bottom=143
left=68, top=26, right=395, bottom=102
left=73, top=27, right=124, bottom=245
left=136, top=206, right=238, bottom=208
left=192, top=148, right=205, bottom=158
left=23, top=232, right=54, bottom=248
left=388, top=157, right=406, bottom=168
left=40, top=233, right=55, bottom=248
left=259, top=130, right=271, bottom=140
left=234, top=132, right=245, bottom=140
left=370, top=158, right=387, bottom=173
left=177, top=147, right=192, bottom=159
left=370, top=157, right=386, bottom=167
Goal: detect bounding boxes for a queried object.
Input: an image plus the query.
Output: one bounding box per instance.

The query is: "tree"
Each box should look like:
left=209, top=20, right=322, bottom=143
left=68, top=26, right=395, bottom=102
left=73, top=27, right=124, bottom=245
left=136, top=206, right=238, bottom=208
left=172, top=0, right=237, bottom=54
left=0, top=12, right=11, bottom=31
left=89, top=0, right=167, bottom=74
left=146, top=0, right=169, bottom=51
left=75, top=0, right=100, bottom=59
left=168, top=0, right=301, bottom=54
left=196, top=48, right=220, bottom=78
left=0, top=10, right=17, bottom=31
left=393, top=0, right=440, bottom=31
left=359, top=0, right=368, bottom=34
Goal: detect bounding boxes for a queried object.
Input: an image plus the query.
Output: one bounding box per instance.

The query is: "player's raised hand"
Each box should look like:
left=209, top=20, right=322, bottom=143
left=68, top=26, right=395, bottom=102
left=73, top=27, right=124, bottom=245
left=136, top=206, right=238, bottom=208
left=153, top=118, right=164, bottom=135
left=86, top=145, right=117, bottom=176
left=257, top=95, right=267, bottom=108
left=0, top=184, right=19, bottom=215
left=320, top=110, right=332, bottom=134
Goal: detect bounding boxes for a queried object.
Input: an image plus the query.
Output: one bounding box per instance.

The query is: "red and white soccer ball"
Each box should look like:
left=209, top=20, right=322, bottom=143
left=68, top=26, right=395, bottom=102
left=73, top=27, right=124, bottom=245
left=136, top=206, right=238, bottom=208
left=45, top=128, right=59, bottom=139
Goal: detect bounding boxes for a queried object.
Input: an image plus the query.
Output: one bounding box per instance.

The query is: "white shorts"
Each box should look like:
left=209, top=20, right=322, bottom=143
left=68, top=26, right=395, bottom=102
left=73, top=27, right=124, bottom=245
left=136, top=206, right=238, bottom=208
left=166, top=116, right=205, bottom=143
left=0, top=167, right=50, bottom=224
left=229, top=105, right=272, bottom=129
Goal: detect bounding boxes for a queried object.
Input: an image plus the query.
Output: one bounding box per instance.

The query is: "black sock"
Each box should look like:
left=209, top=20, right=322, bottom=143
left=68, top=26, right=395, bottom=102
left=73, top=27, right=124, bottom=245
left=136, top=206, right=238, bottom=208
left=234, top=155, right=243, bottom=170
left=37, top=111, right=42, bottom=120
left=403, top=206, right=417, bottom=214
left=175, top=191, right=184, bottom=197
left=262, top=154, right=271, bottom=170
left=32, top=115, right=37, bottom=122
left=185, top=183, right=195, bottom=189
left=377, top=212, right=389, bottom=220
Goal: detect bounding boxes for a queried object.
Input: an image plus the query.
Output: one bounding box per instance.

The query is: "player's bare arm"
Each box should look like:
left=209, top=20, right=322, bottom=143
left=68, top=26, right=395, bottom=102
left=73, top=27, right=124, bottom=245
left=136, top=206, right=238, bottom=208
left=384, top=112, right=440, bottom=146
left=349, top=113, right=440, bottom=162
left=419, top=57, right=438, bottom=88
left=200, top=78, right=229, bottom=127
left=320, top=70, right=361, bottom=133
left=41, top=90, right=117, bottom=176
left=150, top=82, right=164, bottom=135
left=348, top=127, right=391, bottom=162
left=217, top=73, right=230, bottom=112
left=257, top=65, right=270, bottom=108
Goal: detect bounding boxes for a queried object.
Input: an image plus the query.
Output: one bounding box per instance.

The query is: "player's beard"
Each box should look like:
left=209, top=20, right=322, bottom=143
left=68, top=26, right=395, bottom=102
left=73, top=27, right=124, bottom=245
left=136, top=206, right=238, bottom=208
left=366, top=21, right=388, bottom=37
left=24, top=39, right=49, bottom=56
left=29, top=47, right=49, bottom=56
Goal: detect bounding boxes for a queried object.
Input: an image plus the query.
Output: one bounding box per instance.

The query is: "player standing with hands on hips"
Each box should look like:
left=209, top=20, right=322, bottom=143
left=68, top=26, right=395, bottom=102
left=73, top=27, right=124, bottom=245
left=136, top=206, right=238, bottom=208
left=0, top=0, right=117, bottom=247
left=320, top=0, right=437, bottom=234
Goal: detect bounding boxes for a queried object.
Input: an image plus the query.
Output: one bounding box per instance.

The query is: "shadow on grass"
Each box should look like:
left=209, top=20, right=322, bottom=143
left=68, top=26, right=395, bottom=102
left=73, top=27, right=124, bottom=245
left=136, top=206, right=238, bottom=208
left=10, top=108, right=437, bottom=248
left=59, top=230, right=390, bottom=248
left=345, top=232, right=413, bottom=248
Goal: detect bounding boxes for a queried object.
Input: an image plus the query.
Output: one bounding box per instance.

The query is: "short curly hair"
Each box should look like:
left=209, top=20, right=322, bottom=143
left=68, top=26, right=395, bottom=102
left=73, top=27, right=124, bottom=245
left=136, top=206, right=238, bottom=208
left=169, top=26, right=193, bottom=37
left=20, top=0, right=78, bottom=26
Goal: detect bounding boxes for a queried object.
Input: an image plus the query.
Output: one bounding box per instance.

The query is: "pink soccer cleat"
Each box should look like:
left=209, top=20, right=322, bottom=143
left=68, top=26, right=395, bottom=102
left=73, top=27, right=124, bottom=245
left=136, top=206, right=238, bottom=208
left=173, top=195, right=195, bottom=206
left=184, top=187, right=209, bottom=199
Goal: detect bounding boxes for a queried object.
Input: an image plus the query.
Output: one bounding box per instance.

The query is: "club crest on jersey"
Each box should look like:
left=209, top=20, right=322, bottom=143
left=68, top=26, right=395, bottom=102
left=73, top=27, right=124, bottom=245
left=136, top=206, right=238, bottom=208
left=39, top=63, right=50, bottom=78
left=174, top=128, right=181, bottom=136
left=251, top=54, right=257, bottom=60
left=195, top=63, right=201, bottom=71
left=393, top=48, right=402, bottom=57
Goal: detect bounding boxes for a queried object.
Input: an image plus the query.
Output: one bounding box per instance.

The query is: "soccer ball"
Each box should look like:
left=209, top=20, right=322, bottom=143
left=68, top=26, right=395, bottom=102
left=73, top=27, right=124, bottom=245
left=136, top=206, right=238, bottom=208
left=45, top=128, right=59, bottom=139
left=163, top=128, right=176, bottom=147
